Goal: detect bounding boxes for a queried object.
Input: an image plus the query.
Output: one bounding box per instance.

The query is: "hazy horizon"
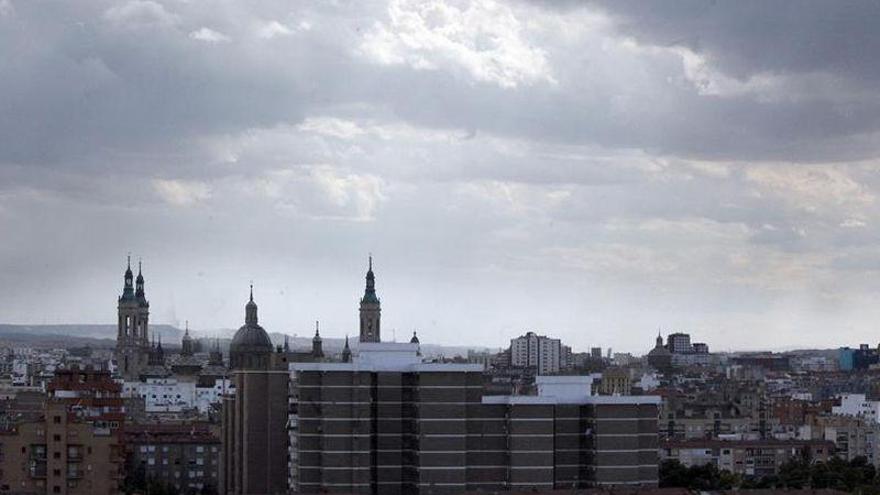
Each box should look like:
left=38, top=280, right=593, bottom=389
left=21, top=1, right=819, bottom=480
left=3, top=1, right=880, bottom=354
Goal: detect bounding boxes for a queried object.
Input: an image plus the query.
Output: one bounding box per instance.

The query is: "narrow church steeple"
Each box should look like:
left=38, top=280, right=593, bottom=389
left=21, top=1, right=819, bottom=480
left=342, top=335, right=352, bottom=363
left=359, top=255, right=381, bottom=343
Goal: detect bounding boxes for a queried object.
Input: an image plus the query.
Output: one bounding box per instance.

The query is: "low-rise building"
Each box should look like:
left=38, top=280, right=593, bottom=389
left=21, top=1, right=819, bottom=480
left=660, top=439, right=834, bottom=478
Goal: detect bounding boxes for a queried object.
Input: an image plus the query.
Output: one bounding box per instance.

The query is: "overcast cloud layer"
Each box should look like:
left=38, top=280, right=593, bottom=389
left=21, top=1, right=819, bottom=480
left=3, top=0, right=880, bottom=353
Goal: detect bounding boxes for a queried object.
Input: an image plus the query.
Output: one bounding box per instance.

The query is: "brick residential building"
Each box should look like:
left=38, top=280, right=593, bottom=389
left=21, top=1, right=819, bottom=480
left=125, top=423, right=221, bottom=494
left=0, top=400, right=123, bottom=495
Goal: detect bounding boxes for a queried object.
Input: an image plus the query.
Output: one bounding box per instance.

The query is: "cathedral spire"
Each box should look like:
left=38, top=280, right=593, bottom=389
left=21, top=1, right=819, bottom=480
left=342, top=335, right=352, bottom=363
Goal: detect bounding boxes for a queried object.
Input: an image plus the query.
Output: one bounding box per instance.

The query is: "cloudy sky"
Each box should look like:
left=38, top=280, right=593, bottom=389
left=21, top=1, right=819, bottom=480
left=2, top=0, right=880, bottom=353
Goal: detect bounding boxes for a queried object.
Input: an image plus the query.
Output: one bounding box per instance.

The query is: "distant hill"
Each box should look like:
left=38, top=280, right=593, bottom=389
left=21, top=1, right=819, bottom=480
left=0, top=324, right=184, bottom=349
left=0, top=324, right=497, bottom=357
left=266, top=332, right=496, bottom=358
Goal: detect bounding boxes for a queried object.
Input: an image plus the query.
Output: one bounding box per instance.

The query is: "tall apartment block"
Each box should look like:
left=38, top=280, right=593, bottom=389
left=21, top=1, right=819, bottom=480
left=287, top=343, right=659, bottom=494
left=510, top=331, right=563, bottom=375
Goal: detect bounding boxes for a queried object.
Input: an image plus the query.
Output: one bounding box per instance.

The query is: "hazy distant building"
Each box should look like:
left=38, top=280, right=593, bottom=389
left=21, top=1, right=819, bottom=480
left=591, top=347, right=602, bottom=359
left=599, top=367, right=632, bottom=395
left=665, top=333, right=692, bottom=354
left=692, top=342, right=709, bottom=354
left=647, top=334, right=673, bottom=372
left=116, top=258, right=151, bottom=380
left=510, top=332, right=562, bottom=375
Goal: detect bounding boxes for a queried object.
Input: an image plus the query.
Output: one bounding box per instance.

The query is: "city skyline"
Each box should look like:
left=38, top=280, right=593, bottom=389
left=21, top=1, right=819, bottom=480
left=4, top=1, right=880, bottom=353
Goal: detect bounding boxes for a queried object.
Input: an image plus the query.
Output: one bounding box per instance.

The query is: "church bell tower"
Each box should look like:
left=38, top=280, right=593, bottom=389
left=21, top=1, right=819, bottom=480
left=116, top=257, right=150, bottom=380
left=359, top=256, right=381, bottom=343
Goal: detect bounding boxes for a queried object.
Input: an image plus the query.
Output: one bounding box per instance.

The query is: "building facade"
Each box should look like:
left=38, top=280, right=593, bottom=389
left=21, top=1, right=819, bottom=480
left=0, top=400, right=123, bottom=495
left=510, top=332, right=562, bottom=375
left=660, top=439, right=833, bottom=478
left=288, top=351, right=659, bottom=494
left=665, top=333, right=692, bottom=354
left=125, top=423, right=221, bottom=494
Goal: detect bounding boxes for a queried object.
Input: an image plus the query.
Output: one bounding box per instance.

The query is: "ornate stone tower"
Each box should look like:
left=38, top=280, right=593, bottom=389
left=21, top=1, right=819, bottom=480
left=311, top=321, right=324, bottom=358
left=359, top=255, right=381, bottom=343
left=116, top=257, right=150, bottom=380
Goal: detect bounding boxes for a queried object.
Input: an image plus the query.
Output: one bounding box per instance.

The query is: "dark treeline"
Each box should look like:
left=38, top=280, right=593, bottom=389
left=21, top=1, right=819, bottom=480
left=661, top=457, right=880, bottom=493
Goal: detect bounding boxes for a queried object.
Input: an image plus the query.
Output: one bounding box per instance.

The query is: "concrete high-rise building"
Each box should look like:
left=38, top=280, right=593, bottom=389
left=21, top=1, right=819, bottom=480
left=116, top=257, right=150, bottom=380
left=221, top=286, right=289, bottom=495
left=510, top=331, right=562, bottom=375
left=288, top=345, right=660, bottom=494
left=665, top=333, right=693, bottom=354
left=359, top=256, right=381, bottom=343
left=692, top=342, right=709, bottom=354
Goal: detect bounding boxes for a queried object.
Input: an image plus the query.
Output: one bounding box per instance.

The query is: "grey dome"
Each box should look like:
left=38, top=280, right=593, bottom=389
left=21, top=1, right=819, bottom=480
left=230, top=324, right=272, bottom=351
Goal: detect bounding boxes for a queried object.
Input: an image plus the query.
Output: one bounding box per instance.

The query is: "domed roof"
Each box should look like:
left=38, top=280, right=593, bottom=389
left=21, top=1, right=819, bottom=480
left=230, top=285, right=273, bottom=352
left=230, top=324, right=272, bottom=350
left=410, top=331, right=420, bottom=344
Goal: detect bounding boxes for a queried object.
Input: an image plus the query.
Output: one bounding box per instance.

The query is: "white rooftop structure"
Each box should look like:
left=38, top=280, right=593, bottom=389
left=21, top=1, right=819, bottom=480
left=289, top=341, right=483, bottom=373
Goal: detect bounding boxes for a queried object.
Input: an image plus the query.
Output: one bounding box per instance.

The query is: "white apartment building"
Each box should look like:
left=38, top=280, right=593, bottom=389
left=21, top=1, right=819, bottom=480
left=510, top=331, right=562, bottom=375
left=123, top=377, right=231, bottom=414
left=833, top=394, right=880, bottom=423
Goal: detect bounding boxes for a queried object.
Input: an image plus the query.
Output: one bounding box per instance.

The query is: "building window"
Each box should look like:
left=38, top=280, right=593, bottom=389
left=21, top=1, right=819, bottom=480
left=53, top=416, right=61, bottom=424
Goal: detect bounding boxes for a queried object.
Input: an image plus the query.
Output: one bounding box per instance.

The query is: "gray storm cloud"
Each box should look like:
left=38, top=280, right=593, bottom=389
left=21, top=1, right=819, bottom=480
left=2, top=0, right=880, bottom=352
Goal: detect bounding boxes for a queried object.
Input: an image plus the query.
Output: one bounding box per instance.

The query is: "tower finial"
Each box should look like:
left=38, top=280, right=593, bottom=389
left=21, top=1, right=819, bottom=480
left=315, top=320, right=320, bottom=336
left=127, top=253, right=131, bottom=269
left=249, top=282, right=254, bottom=302
left=138, top=258, right=142, bottom=274
left=369, top=253, right=372, bottom=271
